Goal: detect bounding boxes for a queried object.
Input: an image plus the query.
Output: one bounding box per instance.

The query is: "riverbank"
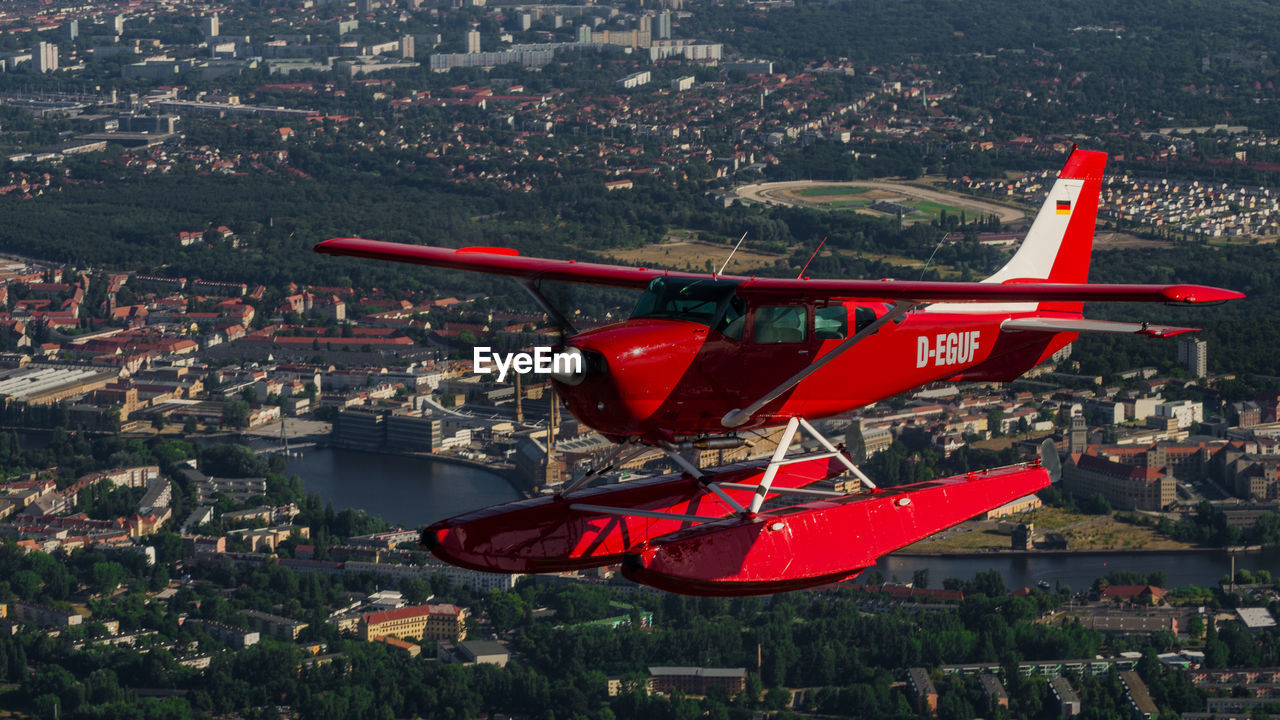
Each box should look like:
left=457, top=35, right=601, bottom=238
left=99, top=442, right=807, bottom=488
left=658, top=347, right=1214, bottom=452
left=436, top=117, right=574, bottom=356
left=894, top=546, right=1225, bottom=559
left=875, top=546, right=1279, bottom=591
left=285, top=447, right=521, bottom=527
left=397, top=451, right=530, bottom=499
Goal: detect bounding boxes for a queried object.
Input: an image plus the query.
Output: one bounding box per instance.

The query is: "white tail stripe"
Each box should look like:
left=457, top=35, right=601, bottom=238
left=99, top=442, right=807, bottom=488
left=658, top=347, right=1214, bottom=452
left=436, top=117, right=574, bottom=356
left=927, top=175, right=1087, bottom=314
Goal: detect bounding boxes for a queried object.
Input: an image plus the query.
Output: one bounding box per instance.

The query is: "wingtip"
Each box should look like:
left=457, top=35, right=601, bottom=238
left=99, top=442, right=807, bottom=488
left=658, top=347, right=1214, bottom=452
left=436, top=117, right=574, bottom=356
left=314, top=237, right=371, bottom=255
left=1161, top=285, right=1247, bottom=303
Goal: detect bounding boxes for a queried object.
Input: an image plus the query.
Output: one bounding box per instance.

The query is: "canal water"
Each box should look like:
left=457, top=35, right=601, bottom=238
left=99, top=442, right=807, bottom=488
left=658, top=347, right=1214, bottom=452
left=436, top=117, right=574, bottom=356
left=289, top=448, right=1280, bottom=589
left=286, top=447, right=519, bottom=528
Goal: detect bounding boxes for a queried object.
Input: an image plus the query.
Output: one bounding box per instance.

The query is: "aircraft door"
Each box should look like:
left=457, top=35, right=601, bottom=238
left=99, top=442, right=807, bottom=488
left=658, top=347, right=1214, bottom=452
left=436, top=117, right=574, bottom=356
left=738, top=302, right=815, bottom=403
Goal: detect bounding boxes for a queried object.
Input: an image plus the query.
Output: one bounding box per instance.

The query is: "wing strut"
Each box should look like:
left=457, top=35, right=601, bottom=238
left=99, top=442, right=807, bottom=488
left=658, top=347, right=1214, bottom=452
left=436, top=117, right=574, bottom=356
left=747, top=416, right=873, bottom=515
left=722, top=301, right=915, bottom=428
left=520, top=279, right=578, bottom=335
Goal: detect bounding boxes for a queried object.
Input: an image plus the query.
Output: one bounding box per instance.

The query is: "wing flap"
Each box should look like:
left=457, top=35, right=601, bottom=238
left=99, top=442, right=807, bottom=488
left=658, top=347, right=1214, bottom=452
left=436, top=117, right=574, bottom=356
left=1002, top=317, right=1198, bottom=338
left=315, top=238, right=1246, bottom=305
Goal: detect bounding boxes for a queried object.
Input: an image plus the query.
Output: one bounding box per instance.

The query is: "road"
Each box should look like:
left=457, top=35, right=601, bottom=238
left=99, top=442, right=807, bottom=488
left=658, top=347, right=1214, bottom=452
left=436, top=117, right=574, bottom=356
left=734, top=179, right=1028, bottom=224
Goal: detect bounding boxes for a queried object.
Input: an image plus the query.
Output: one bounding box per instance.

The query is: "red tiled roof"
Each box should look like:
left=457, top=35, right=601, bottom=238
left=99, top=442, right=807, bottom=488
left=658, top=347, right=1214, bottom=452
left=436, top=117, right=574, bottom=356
left=362, top=603, right=461, bottom=626
left=1100, top=585, right=1167, bottom=600
left=1076, top=453, right=1163, bottom=481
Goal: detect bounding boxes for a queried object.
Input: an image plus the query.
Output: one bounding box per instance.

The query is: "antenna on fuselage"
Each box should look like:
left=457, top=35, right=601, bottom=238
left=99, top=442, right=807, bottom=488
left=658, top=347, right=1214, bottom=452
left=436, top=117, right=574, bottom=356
left=796, top=236, right=828, bottom=278
left=716, top=232, right=749, bottom=276
left=919, top=231, right=950, bottom=280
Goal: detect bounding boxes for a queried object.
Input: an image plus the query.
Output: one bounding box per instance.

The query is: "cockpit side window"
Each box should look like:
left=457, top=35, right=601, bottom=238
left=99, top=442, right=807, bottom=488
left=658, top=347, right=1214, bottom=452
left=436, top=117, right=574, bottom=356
left=753, top=305, right=808, bottom=344
left=717, top=296, right=747, bottom=340
left=630, top=277, right=743, bottom=330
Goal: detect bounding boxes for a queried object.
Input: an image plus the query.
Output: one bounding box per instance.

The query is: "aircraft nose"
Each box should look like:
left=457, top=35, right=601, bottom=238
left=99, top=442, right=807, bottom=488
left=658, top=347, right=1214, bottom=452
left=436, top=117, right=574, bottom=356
left=547, top=345, right=608, bottom=386
left=554, top=321, right=708, bottom=436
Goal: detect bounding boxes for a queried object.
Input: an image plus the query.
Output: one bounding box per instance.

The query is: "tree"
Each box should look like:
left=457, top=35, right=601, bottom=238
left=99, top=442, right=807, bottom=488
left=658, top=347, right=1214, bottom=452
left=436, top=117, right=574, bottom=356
left=221, top=400, right=251, bottom=429
left=91, top=562, right=125, bottom=596
left=845, top=424, right=867, bottom=463
left=738, top=673, right=764, bottom=707
left=1204, top=620, right=1228, bottom=668
left=987, top=407, right=1005, bottom=437
left=201, top=444, right=269, bottom=477
left=1187, top=614, right=1205, bottom=638
left=401, top=578, right=430, bottom=605
left=913, top=568, right=930, bottom=589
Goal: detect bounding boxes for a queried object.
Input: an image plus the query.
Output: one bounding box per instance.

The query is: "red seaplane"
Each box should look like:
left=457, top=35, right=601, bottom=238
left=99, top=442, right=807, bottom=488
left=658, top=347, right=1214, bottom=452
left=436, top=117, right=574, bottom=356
left=315, top=149, right=1243, bottom=595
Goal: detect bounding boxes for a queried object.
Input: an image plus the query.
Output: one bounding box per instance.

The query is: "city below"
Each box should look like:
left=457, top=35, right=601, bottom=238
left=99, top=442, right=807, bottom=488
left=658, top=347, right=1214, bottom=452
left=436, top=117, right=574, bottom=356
left=0, top=0, right=1275, bottom=719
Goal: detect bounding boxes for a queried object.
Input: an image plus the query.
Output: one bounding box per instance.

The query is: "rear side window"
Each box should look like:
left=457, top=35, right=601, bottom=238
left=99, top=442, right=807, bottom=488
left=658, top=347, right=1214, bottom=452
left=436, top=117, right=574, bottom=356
left=753, top=306, right=807, bottom=343
left=815, top=306, right=847, bottom=340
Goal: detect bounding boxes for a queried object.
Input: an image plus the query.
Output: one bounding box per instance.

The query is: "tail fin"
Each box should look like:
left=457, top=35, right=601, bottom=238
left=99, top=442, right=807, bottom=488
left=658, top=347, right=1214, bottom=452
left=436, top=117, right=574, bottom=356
left=984, top=148, right=1107, bottom=313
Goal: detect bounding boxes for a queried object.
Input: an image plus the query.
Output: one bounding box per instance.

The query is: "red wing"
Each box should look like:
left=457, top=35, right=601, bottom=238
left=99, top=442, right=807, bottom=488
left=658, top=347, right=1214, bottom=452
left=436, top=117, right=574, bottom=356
left=735, top=276, right=1245, bottom=304
left=315, top=238, right=1245, bottom=305
left=317, top=237, right=685, bottom=289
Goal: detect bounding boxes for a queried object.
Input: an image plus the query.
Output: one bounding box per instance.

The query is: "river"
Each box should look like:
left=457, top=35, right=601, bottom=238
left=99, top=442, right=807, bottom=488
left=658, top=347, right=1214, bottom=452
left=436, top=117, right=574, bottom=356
left=871, top=550, right=1280, bottom=593
left=286, top=447, right=520, bottom=528
left=290, top=449, right=1278, bottom=589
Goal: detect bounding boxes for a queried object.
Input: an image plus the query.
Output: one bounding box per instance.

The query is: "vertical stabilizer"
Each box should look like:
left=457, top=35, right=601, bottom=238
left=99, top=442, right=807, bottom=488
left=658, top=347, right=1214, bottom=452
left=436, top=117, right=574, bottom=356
left=987, top=148, right=1106, bottom=287
left=933, top=148, right=1107, bottom=314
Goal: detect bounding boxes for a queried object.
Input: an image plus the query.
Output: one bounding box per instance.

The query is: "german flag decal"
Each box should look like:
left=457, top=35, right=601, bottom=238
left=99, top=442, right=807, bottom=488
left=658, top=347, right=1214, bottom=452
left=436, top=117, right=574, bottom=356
left=1056, top=199, right=1071, bottom=215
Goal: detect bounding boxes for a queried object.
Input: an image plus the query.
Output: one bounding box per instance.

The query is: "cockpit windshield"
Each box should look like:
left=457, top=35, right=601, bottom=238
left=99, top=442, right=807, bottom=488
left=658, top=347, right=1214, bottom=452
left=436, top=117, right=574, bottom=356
left=630, top=277, right=746, bottom=337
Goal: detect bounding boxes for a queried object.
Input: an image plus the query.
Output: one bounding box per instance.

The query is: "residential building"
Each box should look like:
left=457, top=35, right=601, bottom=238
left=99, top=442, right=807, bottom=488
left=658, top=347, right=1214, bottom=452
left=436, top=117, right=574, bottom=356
left=1050, top=676, right=1081, bottom=718
left=1230, top=400, right=1262, bottom=428
left=1177, top=337, right=1207, bottom=378
left=1155, top=400, right=1203, bottom=429
left=648, top=667, right=746, bottom=696
left=1063, top=454, right=1174, bottom=510
left=375, top=636, right=421, bottom=657
left=35, top=42, right=57, bottom=73
left=13, top=601, right=81, bottom=628
left=439, top=640, right=509, bottom=667
left=1120, top=671, right=1158, bottom=719
left=980, top=673, right=1009, bottom=711
left=907, top=667, right=938, bottom=715
left=243, top=610, right=308, bottom=640
left=1237, top=607, right=1277, bottom=632
left=359, top=603, right=466, bottom=643
left=1099, top=585, right=1168, bottom=606
left=618, top=71, right=651, bottom=89
left=1076, top=612, right=1178, bottom=635
left=186, top=619, right=259, bottom=649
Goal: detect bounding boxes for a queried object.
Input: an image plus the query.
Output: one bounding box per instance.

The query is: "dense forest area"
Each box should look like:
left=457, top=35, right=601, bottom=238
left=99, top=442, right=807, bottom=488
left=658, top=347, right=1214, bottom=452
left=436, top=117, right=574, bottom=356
left=1, top=555, right=1244, bottom=720
left=689, top=0, right=1280, bottom=132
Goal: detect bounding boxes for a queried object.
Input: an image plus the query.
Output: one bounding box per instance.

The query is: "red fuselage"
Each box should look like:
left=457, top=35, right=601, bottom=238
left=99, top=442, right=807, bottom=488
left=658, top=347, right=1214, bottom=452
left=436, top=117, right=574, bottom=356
left=556, top=298, right=1072, bottom=443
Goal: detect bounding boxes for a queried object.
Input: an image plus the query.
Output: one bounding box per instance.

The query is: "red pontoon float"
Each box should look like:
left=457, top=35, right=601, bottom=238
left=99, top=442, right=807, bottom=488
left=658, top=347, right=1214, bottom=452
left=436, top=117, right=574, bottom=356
left=622, top=461, right=1052, bottom=596
left=423, top=453, right=852, bottom=573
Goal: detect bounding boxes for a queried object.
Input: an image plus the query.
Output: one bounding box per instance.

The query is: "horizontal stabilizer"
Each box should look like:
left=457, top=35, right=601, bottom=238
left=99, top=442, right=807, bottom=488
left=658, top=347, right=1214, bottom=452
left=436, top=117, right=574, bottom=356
left=1001, top=317, right=1197, bottom=338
